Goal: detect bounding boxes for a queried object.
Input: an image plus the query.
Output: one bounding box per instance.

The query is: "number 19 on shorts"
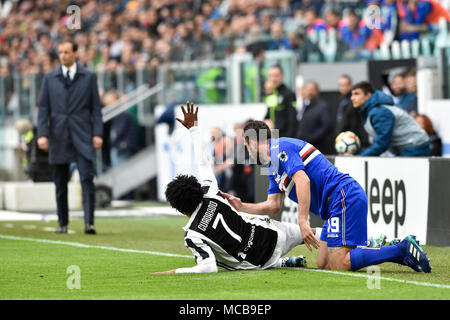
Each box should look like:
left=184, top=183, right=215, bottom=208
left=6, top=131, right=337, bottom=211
left=327, top=217, right=339, bottom=233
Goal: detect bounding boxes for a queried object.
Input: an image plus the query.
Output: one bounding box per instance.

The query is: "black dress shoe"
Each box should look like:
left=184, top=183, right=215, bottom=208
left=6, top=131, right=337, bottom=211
left=56, top=226, right=68, bottom=233
left=85, top=224, right=96, bottom=234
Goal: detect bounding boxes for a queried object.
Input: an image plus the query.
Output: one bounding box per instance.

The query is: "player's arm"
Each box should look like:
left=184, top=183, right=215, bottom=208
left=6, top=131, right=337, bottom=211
left=359, top=108, right=394, bottom=156
left=291, top=170, right=319, bottom=251
left=155, top=236, right=218, bottom=274
left=220, top=192, right=283, bottom=215
left=176, top=101, right=219, bottom=192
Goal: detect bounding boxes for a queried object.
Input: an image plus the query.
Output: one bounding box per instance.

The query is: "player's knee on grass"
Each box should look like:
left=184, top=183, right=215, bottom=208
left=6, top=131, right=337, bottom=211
left=317, top=259, right=327, bottom=269
left=317, top=241, right=328, bottom=269
left=325, top=247, right=353, bottom=271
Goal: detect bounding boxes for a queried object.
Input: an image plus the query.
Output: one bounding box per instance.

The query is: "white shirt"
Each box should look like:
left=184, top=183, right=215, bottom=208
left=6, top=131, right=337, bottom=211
left=61, top=63, right=77, bottom=80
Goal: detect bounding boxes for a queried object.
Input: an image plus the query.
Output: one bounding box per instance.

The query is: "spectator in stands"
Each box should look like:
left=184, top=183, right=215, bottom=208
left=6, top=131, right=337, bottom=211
left=414, top=113, right=442, bottom=156
left=103, top=91, right=139, bottom=169
left=323, top=8, right=348, bottom=60
left=243, top=45, right=266, bottom=102
left=335, top=75, right=369, bottom=149
left=363, top=1, right=385, bottom=50
left=340, top=10, right=374, bottom=59
left=398, top=0, right=450, bottom=41
left=226, top=120, right=255, bottom=203
left=304, top=8, right=327, bottom=37
left=283, top=9, right=306, bottom=34
left=404, top=68, right=418, bottom=114
left=292, top=0, right=325, bottom=16
left=388, top=71, right=416, bottom=113
left=324, top=8, right=344, bottom=31
left=0, top=0, right=400, bottom=78
left=260, top=10, right=274, bottom=36
left=296, top=81, right=333, bottom=154
left=264, top=65, right=297, bottom=138
left=379, top=0, right=399, bottom=44
left=350, top=81, right=430, bottom=156
left=211, top=126, right=233, bottom=192
left=267, top=21, right=292, bottom=50
left=0, top=60, right=13, bottom=115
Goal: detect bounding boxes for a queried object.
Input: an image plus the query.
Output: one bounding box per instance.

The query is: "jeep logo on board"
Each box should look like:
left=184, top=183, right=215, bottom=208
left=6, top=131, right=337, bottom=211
left=364, top=161, right=406, bottom=238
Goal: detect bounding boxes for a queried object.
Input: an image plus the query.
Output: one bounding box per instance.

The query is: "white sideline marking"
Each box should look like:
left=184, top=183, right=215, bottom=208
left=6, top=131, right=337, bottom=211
left=0, top=234, right=192, bottom=259
left=293, top=267, right=450, bottom=289
left=1, top=234, right=449, bottom=289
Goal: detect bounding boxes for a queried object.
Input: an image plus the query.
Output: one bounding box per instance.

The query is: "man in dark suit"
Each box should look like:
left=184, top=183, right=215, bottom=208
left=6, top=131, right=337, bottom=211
left=37, top=40, right=103, bottom=234
left=264, top=65, right=298, bottom=138
left=334, top=75, right=369, bottom=150
left=296, top=81, right=333, bottom=154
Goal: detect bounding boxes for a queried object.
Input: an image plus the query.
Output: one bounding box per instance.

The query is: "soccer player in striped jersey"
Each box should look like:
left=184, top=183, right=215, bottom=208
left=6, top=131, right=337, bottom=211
left=155, top=102, right=321, bottom=274
left=221, top=120, right=432, bottom=273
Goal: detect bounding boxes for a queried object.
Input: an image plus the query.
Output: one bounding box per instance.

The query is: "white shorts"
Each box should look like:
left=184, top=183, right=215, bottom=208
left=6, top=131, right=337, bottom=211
left=262, top=220, right=303, bottom=269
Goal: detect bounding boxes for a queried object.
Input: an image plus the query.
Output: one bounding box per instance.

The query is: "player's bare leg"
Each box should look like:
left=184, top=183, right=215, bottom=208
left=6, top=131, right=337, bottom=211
left=317, top=243, right=353, bottom=270
left=317, top=240, right=328, bottom=269
left=325, top=247, right=353, bottom=270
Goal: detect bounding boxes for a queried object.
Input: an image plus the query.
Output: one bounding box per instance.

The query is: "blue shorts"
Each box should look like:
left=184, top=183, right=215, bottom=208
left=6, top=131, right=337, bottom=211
left=320, top=181, right=368, bottom=247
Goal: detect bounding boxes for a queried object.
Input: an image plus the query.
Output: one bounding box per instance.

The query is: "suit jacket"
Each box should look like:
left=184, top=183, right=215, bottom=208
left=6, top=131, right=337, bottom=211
left=264, top=84, right=297, bottom=138
left=335, top=94, right=370, bottom=149
left=37, top=63, right=103, bottom=164
left=296, top=98, right=333, bottom=154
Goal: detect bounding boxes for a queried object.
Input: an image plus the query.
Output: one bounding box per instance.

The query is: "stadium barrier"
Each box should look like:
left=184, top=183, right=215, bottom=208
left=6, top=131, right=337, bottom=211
left=1, top=182, right=82, bottom=212
left=255, top=156, right=450, bottom=246
left=425, top=99, right=450, bottom=156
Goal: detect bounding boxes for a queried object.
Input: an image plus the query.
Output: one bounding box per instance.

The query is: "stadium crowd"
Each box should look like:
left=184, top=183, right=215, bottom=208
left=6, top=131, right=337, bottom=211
left=1, top=0, right=450, bottom=77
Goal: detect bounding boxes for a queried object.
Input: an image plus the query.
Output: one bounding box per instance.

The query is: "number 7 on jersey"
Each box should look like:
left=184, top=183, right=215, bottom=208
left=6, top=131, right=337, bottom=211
left=212, top=213, right=242, bottom=243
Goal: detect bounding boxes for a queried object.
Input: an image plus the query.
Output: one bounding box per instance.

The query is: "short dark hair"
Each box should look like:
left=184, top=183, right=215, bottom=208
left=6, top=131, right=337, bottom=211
left=352, top=81, right=374, bottom=95
left=405, top=67, right=417, bottom=78
left=326, top=9, right=340, bottom=17
left=59, top=40, right=78, bottom=52
left=270, top=64, right=283, bottom=74
left=243, top=120, right=271, bottom=144
left=305, top=8, right=318, bottom=16
left=165, top=174, right=203, bottom=214
left=340, top=74, right=352, bottom=84
left=347, top=9, right=359, bottom=18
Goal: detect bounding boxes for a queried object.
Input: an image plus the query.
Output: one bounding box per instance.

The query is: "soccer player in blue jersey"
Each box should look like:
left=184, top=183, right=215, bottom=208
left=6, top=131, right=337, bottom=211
left=221, top=120, right=432, bottom=272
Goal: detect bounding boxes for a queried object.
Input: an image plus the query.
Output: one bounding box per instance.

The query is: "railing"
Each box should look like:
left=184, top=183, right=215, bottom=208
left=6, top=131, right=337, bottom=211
left=96, top=83, right=164, bottom=175
left=158, top=60, right=232, bottom=105
left=102, top=83, right=164, bottom=123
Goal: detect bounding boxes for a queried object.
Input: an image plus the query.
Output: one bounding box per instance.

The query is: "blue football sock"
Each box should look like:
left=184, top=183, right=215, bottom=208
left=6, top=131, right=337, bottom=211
left=349, top=245, right=405, bottom=271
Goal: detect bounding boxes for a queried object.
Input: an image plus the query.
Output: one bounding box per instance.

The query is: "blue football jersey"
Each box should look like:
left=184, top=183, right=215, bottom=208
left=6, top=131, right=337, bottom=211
left=267, top=138, right=355, bottom=220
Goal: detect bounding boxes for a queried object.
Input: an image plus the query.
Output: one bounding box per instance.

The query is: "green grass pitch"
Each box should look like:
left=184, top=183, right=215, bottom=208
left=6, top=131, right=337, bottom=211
left=1, top=216, right=449, bottom=300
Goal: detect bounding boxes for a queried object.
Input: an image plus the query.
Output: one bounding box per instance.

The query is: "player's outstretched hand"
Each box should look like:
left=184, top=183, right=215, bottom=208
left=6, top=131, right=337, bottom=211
left=299, top=221, right=320, bottom=252
left=154, top=269, right=176, bottom=274
left=220, top=191, right=243, bottom=212
left=176, top=101, right=199, bottom=129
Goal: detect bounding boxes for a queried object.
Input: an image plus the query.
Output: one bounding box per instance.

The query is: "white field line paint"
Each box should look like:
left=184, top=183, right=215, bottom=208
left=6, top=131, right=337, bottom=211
left=293, top=267, right=450, bottom=289
left=0, top=234, right=192, bottom=259
left=1, top=234, right=449, bottom=289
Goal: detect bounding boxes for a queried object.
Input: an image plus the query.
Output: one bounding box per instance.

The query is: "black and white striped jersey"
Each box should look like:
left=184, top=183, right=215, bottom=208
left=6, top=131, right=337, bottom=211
left=182, top=185, right=279, bottom=271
